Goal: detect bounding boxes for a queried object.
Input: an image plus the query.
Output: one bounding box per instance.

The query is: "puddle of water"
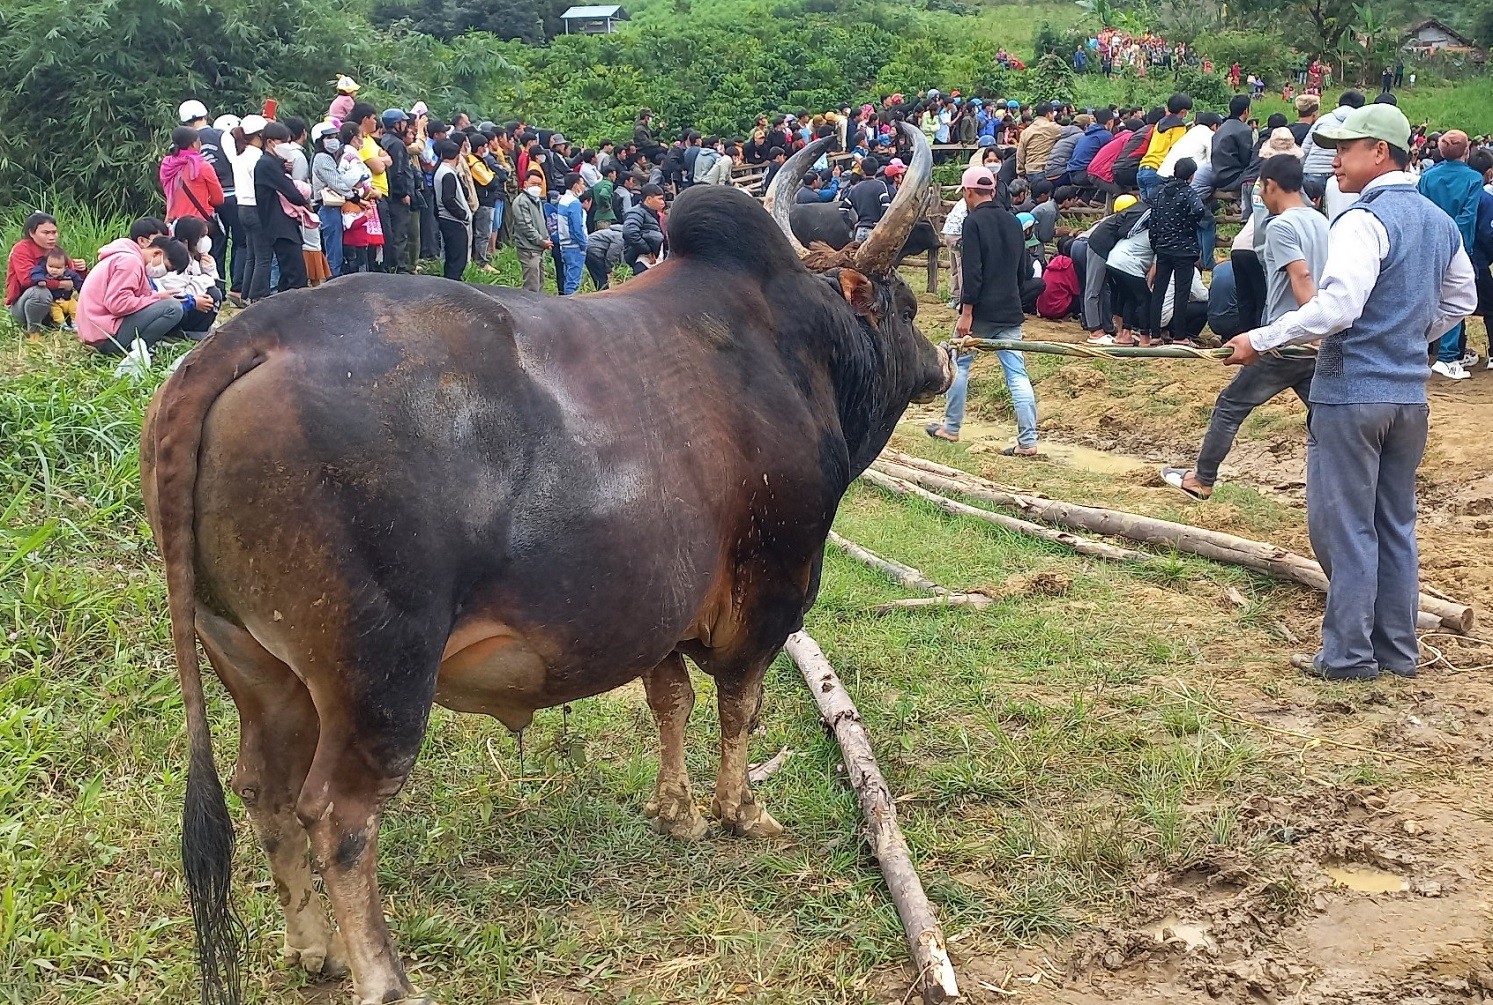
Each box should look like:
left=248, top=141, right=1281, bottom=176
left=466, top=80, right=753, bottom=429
left=1142, top=915, right=1216, bottom=952
left=1325, top=865, right=1409, bottom=894
left=899, top=416, right=1147, bottom=475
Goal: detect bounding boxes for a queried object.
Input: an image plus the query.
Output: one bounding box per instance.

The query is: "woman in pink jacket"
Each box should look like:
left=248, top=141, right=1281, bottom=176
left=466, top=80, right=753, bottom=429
left=77, top=219, right=186, bottom=356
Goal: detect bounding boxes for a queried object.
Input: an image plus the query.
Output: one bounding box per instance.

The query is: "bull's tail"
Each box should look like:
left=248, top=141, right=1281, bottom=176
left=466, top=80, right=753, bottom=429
left=150, top=332, right=269, bottom=1005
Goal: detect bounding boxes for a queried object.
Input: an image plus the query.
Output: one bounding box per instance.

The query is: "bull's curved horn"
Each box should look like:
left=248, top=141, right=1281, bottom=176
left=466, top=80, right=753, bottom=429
left=765, top=135, right=837, bottom=259
left=854, top=121, right=933, bottom=277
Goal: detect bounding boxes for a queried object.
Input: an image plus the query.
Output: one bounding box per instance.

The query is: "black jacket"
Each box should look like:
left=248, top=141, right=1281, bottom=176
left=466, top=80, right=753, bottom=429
left=253, top=152, right=309, bottom=244
left=1210, top=118, right=1254, bottom=191
left=622, top=204, right=664, bottom=263
left=1148, top=176, right=1207, bottom=258
left=844, top=177, right=890, bottom=227
left=960, top=199, right=1025, bottom=328
left=380, top=132, right=418, bottom=199
left=1088, top=204, right=1149, bottom=258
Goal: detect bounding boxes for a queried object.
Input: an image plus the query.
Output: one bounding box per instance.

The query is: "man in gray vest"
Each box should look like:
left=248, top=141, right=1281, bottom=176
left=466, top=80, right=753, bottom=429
left=1222, top=105, right=1476, bottom=682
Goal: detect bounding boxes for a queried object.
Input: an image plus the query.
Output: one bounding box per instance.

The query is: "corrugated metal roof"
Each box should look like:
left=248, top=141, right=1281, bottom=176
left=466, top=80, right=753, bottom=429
left=561, top=5, right=626, bottom=18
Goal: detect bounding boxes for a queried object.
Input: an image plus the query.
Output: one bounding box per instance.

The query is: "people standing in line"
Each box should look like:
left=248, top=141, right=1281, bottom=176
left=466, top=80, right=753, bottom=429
left=379, top=108, right=420, bottom=274
left=555, top=172, right=590, bottom=295
left=1221, top=104, right=1476, bottom=682
left=311, top=122, right=357, bottom=277
left=1162, top=153, right=1328, bottom=500
left=433, top=139, right=473, bottom=281
left=510, top=175, right=550, bottom=292
left=1147, top=157, right=1208, bottom=343
left=278, top=118, right=329, bottom=287
left=249, top=122, right=312, bottom=299
left=926, top=165, right=1039, bottom=455
left=229, top=114, right=268, bottom=305
left=1417, top=129, right=1485, bottom=379
left=350, top=102, right=393, bottom=270
left=161, top=119, right=225, bottom=238
left=467, top=132, right=500, bottom=271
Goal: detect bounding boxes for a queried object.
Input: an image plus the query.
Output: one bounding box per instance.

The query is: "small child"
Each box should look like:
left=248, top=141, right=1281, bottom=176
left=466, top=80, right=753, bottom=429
left=29, top=247, right=85, bottom=329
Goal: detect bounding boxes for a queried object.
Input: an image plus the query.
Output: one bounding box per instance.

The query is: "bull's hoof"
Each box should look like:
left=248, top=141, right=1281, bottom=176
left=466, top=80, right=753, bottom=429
left=284, top=934, right=349, bottom=980
left=711, top=798, right=785, bottom=839
left=645, top=788, right=709, bottom=841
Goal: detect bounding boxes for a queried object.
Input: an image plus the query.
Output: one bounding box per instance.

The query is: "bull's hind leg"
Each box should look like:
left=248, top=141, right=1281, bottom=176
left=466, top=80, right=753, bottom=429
left=197, top=614, right=348, bottom=980
left=641, top=653, right=708, bottom=840
left=296, top=631, right=443, bottom=1005
left=709, top=658, right=784, bottom=839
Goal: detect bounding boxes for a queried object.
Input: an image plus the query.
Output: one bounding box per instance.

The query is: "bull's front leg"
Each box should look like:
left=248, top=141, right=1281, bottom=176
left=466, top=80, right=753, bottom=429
left=710, top=657, right=784, bottom=839
left=641, top=652, right=708, bottom=840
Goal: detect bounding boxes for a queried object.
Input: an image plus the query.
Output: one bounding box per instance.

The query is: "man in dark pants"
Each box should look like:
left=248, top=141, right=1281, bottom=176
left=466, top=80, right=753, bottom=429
left=379, top=109, right=419, bottom=274
left=1163, top=154, right=1327, bottom=500
left=1222, top=105, right=1476, bottom=681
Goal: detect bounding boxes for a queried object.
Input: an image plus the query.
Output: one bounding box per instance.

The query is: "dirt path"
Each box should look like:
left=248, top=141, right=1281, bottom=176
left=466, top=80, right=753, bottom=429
left=894, top=298, right=1493, bottom=1004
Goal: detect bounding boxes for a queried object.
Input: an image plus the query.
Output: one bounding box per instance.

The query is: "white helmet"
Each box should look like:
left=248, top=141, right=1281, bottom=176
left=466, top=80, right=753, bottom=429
left=212, top=114, right=240, bottom=133
left=179, top=99, right=209, bottom=123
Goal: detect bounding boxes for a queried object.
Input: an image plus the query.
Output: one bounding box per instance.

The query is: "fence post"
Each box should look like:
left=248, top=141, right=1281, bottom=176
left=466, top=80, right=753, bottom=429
left=926, top=243, right=940, bottom=295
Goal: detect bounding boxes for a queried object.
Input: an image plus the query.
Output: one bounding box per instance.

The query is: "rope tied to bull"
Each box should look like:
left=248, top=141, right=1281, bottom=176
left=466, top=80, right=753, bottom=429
left=947, top=338, right=1320, bottom=361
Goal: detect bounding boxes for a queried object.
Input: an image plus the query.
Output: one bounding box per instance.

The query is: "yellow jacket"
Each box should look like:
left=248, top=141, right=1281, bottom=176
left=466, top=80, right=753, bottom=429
left=1140, top=115, right=1188, bottom=171
left=468, top=152, right=495, bottom=187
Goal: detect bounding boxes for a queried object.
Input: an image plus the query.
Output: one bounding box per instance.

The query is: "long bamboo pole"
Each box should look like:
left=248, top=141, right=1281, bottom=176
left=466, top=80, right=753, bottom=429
left=825, top=531, right=994, bottom=612
left=871, top=454, right=1474, bottom=633
left=784, top=631, right=961, bottom=1004
left=949, top=338, right=1319, bottom=361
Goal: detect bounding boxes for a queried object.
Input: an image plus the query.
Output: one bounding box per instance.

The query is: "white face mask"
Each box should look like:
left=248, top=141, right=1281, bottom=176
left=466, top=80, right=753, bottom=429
left=325, top=138, right=342, bottom=154
left=147, top=263, right=167, bottom=279
left=525, top=185, right=543, bottom=199
left=197, top=236, right=212, bottom=254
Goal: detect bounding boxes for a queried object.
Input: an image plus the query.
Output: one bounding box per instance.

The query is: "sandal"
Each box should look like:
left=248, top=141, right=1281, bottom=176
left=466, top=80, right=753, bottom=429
left=1001, top=446, right=1040, bottom=457
left=925, top=423, right=959, bottom=442
left=1161, top=466, right=1211, bottom=500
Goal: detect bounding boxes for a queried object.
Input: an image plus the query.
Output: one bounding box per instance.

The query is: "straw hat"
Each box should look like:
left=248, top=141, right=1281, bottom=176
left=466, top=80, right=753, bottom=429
left=1260, top=127, right=1303, bottom=159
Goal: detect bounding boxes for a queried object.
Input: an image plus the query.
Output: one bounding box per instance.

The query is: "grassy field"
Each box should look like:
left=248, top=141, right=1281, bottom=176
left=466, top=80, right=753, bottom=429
left=2, top=237, right=1452, bottom=1005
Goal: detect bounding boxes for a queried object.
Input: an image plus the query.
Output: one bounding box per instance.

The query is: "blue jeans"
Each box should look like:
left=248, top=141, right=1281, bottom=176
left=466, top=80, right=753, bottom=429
left=1137, top=167, right=1161, bottom=203
left=560, top=246, right=585, bottom=295
left=1190, top=162, right=1220, bottom=271
left=1436, top=321, right=1467, bottom=363
left=942, top=322, right=1038, bottom=448
left=319, top=205, right=345, bottom=277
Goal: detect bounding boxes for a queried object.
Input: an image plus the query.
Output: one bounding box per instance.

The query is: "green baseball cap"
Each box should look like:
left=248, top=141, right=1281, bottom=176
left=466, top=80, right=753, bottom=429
left=1313, top=104, right=1411, bottom=150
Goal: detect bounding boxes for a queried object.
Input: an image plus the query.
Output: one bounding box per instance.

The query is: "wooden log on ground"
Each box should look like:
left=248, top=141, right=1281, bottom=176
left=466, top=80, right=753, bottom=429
left=861, top=469, right=1155, bottom=566
left=872, top=454, right=1475, bottom=633
left=826, top=530, right=993, bottom=612
left=784, top=631, right=961, bottom=1004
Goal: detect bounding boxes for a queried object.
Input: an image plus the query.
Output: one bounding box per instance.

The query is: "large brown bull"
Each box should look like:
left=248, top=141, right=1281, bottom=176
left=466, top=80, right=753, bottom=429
left=143, top=123, right=946, bottom=1005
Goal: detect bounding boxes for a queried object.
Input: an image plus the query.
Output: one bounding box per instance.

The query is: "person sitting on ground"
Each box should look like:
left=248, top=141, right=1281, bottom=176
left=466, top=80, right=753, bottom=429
left=622, top=183, right=667, bottom=275
left=1035, top=237, right=1081, bottom=320
left=77, top=219, right=185, bottom=356
left=156, top=216, right=222, bottom=335
left=27, top=247, right=86, bottom=330
left=7, top=212, right=88, bottom=331
left=1029, top=179, right=1059, bottom=250
left=584, top=222, right=624, bottom=290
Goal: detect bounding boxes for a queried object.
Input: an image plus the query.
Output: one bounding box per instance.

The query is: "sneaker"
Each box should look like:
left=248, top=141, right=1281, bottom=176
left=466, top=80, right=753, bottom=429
left=1290, top=653, right=1379, bottom=681
left=1461, top=350, right=1480, bottom=367
left=1431, top=360, right=1470, bottom=380
left=1086, top=333, right=1116, bottom=345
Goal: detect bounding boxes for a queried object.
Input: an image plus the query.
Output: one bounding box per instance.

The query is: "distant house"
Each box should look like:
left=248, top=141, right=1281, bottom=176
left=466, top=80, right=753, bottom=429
left=560, top=5, right=629, bottom=34
left=1401, top=19, right=1488, bottom=62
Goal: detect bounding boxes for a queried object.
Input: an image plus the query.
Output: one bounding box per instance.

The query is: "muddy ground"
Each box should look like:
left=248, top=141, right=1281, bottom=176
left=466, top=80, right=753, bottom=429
left=890, top=297, right=1493, bottom=1003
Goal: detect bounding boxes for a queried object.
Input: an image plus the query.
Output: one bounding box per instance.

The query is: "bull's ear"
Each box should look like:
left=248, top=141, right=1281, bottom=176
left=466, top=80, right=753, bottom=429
left=838, top=269, right=879, bottom=320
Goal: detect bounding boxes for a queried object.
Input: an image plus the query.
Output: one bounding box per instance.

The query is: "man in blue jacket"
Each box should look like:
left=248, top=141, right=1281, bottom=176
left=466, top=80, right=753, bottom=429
left=1418, top=129, right=1484, bottom=378
left=556, top=172, right=590, bottom=295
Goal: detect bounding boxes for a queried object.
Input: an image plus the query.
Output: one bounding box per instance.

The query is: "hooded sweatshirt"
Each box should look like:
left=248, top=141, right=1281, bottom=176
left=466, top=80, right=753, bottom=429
left=1139, top=113, right=1188, bottom=171
left=161, top=148, right=225, bottom=222
left=77, top=239, right=161, bottom=345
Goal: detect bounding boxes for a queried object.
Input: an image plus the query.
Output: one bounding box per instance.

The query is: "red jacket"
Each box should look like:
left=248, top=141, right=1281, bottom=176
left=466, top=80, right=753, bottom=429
left=1086, top=129, right=1131, bottom=184
left=5, top=238, right=46, bottom=306
left=1036, top=255, right=1081, bottom=320
left=161, top=151, right=225, bottom=222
